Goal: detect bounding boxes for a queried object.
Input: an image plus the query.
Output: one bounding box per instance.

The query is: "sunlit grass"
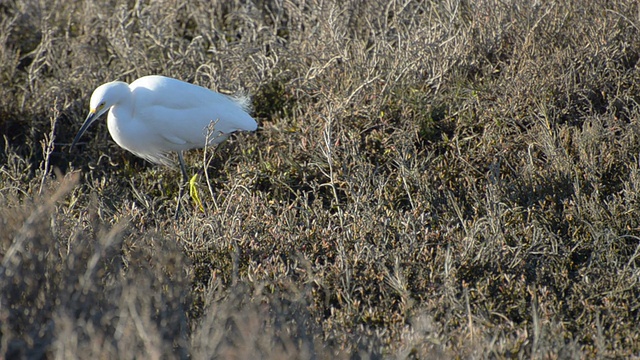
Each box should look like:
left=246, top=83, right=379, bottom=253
left=1, top=0, right=640, bottom=358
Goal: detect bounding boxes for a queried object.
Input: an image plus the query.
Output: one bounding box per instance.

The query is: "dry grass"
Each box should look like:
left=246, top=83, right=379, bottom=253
left=1, top=0, right=640, bottom=358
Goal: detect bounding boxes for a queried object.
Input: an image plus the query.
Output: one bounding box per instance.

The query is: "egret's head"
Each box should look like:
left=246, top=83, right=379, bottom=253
left=70, top=81, right=129, bottom=150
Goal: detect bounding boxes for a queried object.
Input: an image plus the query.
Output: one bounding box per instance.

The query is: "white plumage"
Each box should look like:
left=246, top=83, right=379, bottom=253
left=71, top=75, right=258, bottom=217
left=72, top=75, right=257, bottom=165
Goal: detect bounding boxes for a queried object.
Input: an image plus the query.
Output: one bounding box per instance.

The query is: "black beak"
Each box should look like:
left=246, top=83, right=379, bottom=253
left=70, top=111, right=99, bottom=151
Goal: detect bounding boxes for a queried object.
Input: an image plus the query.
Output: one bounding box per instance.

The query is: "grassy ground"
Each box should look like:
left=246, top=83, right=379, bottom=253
left=1, top=0, right=640, bottom=358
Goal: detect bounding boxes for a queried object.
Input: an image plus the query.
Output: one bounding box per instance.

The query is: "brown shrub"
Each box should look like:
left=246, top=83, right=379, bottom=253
left=1, top=0, right=639, bottom=358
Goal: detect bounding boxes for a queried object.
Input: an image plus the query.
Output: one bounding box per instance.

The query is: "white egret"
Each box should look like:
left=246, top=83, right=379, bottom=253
left=71, top=75, right=258, bottom=218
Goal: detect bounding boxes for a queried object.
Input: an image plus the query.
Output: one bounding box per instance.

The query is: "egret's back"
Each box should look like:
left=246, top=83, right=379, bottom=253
left=130, top=76, right=257, bottom=132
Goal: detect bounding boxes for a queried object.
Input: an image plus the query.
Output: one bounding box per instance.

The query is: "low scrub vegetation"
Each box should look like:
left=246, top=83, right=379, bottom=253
left=1, top=0, right=639, bottom=358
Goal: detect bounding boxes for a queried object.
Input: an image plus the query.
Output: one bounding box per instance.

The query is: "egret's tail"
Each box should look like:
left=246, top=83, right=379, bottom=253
left=229, top=92, right=253, bottom=113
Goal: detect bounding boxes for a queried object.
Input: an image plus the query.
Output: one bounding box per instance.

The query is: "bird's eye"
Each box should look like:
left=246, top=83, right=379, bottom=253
left=97, top=102, right=105, bottom=110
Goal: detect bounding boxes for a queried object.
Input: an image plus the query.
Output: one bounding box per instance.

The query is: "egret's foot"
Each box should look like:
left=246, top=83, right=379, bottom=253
left=189, top=173, right=204, bottom=213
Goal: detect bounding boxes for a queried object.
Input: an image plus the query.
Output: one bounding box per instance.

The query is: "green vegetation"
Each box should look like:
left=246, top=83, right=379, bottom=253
left=1, top=0, right=640, bottom=358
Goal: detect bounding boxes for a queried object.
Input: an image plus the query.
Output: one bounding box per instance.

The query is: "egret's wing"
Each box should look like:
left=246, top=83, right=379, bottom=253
left=160, top=132, right=187, bottom=146
left=130, top=76, right=257, bottom=150
left=138, top=104, right=246, bottom=150
left=131, top=76, right=257, bottom=131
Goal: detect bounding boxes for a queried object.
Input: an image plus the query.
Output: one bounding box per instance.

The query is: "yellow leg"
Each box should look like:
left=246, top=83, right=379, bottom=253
left=189, top=173, right=204, bottom=212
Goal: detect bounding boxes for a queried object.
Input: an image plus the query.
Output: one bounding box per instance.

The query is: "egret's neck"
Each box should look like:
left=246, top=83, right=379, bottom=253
left=103, top=82, right=133, bottom=133
left=104, top=82, right=133, bottom=122
left=110, top=82, right=132, bottom=107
